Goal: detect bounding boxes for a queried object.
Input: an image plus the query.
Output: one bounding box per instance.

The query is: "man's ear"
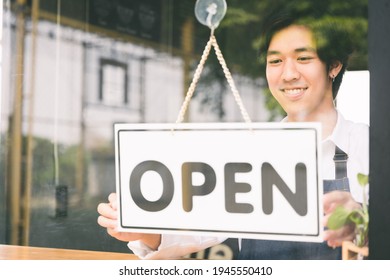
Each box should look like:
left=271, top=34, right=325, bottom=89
left=329, top=60, right=343, bottom=78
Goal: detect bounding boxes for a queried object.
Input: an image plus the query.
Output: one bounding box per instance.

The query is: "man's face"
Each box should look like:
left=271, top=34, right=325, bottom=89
left=266, top=25, right=334, bottom=121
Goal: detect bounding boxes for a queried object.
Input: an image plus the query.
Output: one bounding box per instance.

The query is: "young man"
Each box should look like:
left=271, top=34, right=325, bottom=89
left=97, top=12, right=368, bottom=259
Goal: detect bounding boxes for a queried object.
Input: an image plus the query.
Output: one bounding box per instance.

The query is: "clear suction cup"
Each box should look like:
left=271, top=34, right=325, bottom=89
left=195, top=0, right=227, bottom=30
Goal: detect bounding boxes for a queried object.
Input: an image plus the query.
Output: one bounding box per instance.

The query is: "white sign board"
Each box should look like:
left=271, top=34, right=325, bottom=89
left=115, top=123, right=323, bottom=242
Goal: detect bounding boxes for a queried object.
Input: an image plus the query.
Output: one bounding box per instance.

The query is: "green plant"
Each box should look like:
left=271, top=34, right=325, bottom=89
left=327, top=173, right=369, bottom=247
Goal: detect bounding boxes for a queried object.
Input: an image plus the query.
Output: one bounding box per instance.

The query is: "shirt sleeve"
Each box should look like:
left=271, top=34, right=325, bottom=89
left=128, top=234, right=226, bottom=259
left=348, top=122, right=369, bottom=204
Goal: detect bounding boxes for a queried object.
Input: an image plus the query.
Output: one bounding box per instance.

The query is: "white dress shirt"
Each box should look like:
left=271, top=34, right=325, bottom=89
left=128, top=111, right=369, bottom=259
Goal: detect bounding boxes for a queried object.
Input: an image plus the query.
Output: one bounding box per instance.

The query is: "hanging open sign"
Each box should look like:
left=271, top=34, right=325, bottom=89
left=115, top=122, right=323, bottom=242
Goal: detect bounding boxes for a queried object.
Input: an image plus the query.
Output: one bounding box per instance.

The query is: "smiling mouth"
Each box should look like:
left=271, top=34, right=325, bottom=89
left=282, top=88, right=308, bottom=95
left=281, top=88, right=308, bottom=99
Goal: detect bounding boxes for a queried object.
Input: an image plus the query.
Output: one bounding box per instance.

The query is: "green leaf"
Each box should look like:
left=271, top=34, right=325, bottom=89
left=327, top=206, right=351, bottom=230
left=348, top=210, right=365, bottom=225
left=357, top=173, right=369, bottom=187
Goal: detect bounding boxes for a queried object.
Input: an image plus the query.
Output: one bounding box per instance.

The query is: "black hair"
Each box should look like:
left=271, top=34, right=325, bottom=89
left=259, top=10, right=353, bottom=99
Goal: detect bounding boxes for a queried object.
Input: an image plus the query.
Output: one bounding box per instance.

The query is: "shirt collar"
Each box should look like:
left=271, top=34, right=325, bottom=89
left=324, top=110, right=350, bottom=153
left=282, top=110, right=350, bottom=153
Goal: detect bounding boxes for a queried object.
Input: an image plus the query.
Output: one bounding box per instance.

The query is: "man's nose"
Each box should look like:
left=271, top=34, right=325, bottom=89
left=281, top=59, right=300, bottom=82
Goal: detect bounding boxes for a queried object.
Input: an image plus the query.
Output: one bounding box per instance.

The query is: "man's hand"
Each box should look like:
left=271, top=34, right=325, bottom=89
left=323, top=191, right=361, bottom=247
left=97, top=193, right=161, bottom=250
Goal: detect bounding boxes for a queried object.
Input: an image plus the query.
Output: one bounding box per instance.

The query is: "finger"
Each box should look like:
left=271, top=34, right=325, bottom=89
left=326, top=239, right=341, bottom=248
left=108, top=193, right=118, bottom=210
left=108, top=192, right=117, bottom=202
left=326, top=230, right=355, bottom=248
left=97, top=202, right=117, bottom=220
left=331, top=223, right=355, bottom=240
left=325, top=230, right=355, bottom=245
left=323, top=191, right=349, bottom=214
left=106, top=228, right=121, bottom=239
left=97, top=215, right=118, bottom=229
left=324, top=225, right=355, bottom=246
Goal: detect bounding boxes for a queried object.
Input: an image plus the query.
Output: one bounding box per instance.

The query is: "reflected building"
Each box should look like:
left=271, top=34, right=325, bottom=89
left=0, top=0, right=268, bottom=256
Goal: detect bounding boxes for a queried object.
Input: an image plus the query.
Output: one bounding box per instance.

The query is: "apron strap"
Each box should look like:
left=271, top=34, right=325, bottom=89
left=237, top=146, right=351, bottom=260
left=333, top=146, right=348, bottom=179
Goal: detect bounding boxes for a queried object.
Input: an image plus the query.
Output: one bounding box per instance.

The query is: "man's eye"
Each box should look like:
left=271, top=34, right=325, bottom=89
left=267, top=58, right=282, bottom=65
left=298, top=56, right=313, bottom=62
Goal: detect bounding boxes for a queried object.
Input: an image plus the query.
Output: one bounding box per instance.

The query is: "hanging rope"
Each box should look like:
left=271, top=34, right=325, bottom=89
left=174, top=33, right=252, bottom=125
left=210, top=35, right=252, bottom=124
left=175, top=34, right=213, bottom=124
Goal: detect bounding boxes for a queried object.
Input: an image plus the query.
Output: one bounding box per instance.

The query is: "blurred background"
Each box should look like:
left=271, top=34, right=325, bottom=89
left=0, top=0, right=368, bottom=259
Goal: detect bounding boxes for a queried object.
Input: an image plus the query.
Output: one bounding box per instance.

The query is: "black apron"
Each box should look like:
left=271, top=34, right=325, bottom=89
left=237, top=147, right=350, bottom=260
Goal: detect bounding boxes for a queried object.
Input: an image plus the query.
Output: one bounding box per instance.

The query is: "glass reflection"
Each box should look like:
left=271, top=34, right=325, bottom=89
left=0, top=0, right=367, bottom=258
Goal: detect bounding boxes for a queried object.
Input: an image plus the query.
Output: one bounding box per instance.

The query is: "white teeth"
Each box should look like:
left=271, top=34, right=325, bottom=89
left=284, top=88, right=305, bottom=95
